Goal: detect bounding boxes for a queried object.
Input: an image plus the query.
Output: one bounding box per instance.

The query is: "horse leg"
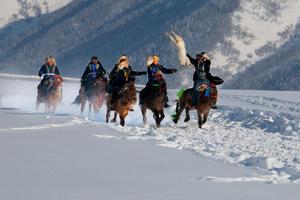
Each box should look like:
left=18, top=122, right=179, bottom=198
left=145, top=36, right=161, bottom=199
left=52, top=104, right=57, bottom=113
left=202, top=111, right=209, bottom=125
left=80, top=99, right=86, bottom=115
left=46, top=103, right=51, bottom=114
left=111, top=111, right=117, bottom=123
left=173, top=101, right=185, bottom=124
left=119, top=113, right=125, bottom=127
left=93, top=103, right=100, bottom=115
left=36, top=101, right=40, bottom=111
left=153, top=111, right=161, bottom=127
left=88, top=102, right=92, bottom=115
left=184, top=107, right=191, bottom=122
left=141, top=105, right=147, bottom=126
left=197, top=109, right=204, bottom=129
left=106, top=109, right=110, bottom=123
left=160, top=110, right=165, bottom=122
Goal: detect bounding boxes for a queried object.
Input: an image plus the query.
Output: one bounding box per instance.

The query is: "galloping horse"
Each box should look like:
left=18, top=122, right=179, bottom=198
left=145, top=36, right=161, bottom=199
left=106, top=81, right=137, bottom=126
left=172, top=84, right=218, bottom=128
left=73, top=76, right=108, bottom=115
left=139, top=81, right=165, bottom=127
left=36, top=74, right=63, bottom=113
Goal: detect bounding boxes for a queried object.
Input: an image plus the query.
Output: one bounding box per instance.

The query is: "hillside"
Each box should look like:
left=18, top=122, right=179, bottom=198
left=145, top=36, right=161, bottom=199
left=0, top=0, right=299, bottom=89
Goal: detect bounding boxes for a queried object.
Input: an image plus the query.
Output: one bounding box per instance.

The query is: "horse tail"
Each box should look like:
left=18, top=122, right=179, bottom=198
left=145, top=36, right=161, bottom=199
left=72, top=95, right=81, bottom=105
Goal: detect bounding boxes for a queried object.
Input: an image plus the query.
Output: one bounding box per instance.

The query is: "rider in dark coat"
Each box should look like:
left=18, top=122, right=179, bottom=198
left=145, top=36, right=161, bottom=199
left=79, top=56, right=107, bottom=97
left=81, top=56, right=106, bottom=86
left=145, top=55, right=177, bottom=108
left=38, top=56, right=60, bottom=91
left=108, top=56, right=147, bottom=110
left=187, top=52, right=222, bottom=108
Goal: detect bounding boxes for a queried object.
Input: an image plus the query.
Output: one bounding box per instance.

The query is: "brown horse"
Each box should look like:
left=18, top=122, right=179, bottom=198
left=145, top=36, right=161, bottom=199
left=106, top=81, right=137, bottom=126
left=73, top=77, right=108, bottom=115
left=172, top=84, right=218, bottom=128
left=36, top=75, right=63, bottom=113
left=139, top=82, right=165, bottom=127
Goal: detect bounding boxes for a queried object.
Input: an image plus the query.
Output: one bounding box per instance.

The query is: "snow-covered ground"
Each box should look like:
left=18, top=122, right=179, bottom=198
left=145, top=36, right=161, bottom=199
left=0, top=75, right=300, bottom=199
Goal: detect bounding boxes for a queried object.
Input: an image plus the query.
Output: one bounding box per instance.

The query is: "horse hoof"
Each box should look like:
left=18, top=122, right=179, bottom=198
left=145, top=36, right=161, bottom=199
left=184, top=117, right=190, bottom=123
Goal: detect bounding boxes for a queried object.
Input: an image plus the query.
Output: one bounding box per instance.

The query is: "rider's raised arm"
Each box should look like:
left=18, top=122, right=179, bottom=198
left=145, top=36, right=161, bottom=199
left=130, top=70, right=147, bottom=76
left=159, top=65, right=176, bottom=74
left=128, top=65, right=147, bottom=76
left=186, top=54, right=197, bottom=67
left=204, top=60, right=212, bottom=76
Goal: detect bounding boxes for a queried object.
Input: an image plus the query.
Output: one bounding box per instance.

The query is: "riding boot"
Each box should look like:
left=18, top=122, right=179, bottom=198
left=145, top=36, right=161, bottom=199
left=164, top=95, right=170, bottom=108
left=192, top=89, right=198, bottom=106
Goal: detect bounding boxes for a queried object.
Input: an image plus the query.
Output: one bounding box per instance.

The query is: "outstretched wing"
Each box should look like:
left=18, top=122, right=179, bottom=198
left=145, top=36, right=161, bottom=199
left=166, top=31, right=193, bottom=68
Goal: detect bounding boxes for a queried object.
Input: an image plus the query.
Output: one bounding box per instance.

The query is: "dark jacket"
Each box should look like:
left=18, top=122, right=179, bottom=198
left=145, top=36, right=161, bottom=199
left=38, top=64, right=60, bottom=77
left=109, top=64, right=146, bottom=87
left=147, top=63, right=174, bottom=84
left=187, top=54, right=212, bottom=82
left=81, top=62, right=106, bottom=85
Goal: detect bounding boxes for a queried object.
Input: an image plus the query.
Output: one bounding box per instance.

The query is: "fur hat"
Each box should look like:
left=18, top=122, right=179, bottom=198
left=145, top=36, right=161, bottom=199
left=197, top=52, right=209, bottom=60
left=146, top=56, right=154, bottom=66
left=118, top=55, right=128, bottom=63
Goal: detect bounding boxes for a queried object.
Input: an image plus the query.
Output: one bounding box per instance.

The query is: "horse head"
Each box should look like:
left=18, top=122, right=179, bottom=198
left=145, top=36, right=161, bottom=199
left=53, top=75, right=63, bottom=88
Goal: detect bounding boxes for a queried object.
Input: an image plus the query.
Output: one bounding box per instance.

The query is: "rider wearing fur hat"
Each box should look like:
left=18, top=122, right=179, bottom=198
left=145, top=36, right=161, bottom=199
left=146, top=55, right=177, bottom=108
left=108, top=55, right=147, bottom=110
left=79, top=56, right=107, bottom=96
left=38, top=56, right=60, bottom=90
left=187, top=52, right=222, bottom=108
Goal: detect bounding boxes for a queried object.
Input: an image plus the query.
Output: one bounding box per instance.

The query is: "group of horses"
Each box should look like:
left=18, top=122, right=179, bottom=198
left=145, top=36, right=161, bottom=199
left=36, top=73, right=218, bottom=128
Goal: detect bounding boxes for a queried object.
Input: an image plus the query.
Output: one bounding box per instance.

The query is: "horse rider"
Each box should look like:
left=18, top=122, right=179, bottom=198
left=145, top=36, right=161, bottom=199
left=79, top=56, right=107, bottom=96
left=145, top=55, right=177, bottom=108
left=38, top=56, right=60, bottom=90
left=187, top=52, right=222, bottom=109
left=107, top=55, right=147, bottom=110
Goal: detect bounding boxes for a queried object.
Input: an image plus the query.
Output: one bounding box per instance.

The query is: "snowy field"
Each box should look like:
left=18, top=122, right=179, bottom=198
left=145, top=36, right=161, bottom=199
left=0, top=74, right=300, bottom=199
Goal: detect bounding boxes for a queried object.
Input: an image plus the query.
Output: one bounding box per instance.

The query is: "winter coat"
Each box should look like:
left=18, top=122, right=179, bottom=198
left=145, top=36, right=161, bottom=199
left=109, top=64, right=146, bottom=87
left=38, top=64, right=60, bottom=77
left=187, top=54, right=212, bottom=82
left=147, top=63, right=174, bottom=85
left=81, top=62, right=106, bottom=85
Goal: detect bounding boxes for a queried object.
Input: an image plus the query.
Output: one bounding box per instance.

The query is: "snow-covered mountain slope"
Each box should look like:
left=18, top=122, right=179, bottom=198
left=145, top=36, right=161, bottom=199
left=0, top=0, right=72, bottom=28
left=0, top=0, right=299, bottom=90
left=212, top=0, right=300, bottom=76
left=1, top=74, right=300, bottom=184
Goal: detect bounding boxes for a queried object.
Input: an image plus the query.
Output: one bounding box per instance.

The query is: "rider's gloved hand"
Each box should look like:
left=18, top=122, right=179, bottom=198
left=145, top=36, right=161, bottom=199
left=171, top=69, right=177, bottom=73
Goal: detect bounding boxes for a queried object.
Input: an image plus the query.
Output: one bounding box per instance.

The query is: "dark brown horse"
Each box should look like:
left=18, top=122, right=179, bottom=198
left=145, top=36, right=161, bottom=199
left=73, top=77, right=108, bottom=115
left=139, top=82, right=165, bottom=127
left=173, top=84, right=218, bottom=128
left=106, top=81, right=137, bottom=126
left=36, top=75, right=63, bottom=113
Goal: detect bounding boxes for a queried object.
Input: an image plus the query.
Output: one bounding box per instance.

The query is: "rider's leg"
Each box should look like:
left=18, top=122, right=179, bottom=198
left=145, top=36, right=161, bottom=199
left=192, top=81, right=200, bottom=106
left=161, top=80, right=170, bottom=108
